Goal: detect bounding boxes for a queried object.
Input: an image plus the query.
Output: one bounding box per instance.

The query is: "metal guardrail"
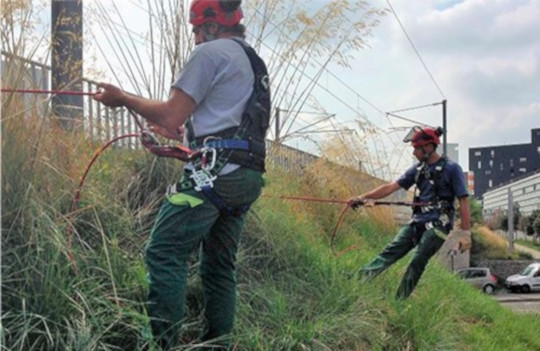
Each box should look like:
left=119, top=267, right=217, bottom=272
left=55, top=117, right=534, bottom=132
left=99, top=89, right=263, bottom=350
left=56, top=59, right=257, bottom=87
left=1, top=51, right=140, bottom=149
left=1, top=51, right=392, bottom=187
left=1, top=51, right=327, bottom=166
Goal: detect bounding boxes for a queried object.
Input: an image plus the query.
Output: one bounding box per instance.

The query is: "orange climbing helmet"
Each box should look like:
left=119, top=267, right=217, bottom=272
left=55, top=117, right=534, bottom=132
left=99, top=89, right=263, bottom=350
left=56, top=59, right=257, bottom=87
left=189, top=0, right=244, bottom=27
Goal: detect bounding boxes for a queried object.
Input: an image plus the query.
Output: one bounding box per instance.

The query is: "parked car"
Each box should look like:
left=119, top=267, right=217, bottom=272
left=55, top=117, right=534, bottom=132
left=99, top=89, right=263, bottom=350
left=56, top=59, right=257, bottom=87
left=456, top=267, right=498, bottom=294
left=505, top=262, right=540, bottom=293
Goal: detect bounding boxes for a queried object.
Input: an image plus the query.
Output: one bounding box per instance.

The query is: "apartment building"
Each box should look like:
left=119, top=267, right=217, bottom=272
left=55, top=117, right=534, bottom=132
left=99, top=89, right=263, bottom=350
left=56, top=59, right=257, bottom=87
left=468, top=128, right=540, bottom=199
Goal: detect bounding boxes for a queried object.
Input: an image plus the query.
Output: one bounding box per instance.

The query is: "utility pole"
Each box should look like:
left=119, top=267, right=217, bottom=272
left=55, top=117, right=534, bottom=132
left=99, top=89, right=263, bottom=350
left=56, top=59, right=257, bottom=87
left=51, top=0, right=83, bottom=130
left=508, top=187, right=514, bottom=253
left=275, top=107, right=280, bottom=143
left=442, top=99, right=447, bottom=157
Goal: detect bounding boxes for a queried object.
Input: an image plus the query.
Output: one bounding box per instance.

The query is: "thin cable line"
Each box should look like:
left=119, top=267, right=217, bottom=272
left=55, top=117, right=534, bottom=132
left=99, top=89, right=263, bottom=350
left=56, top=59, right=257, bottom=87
left=386, top=112, right=430, bottom=126
left=387, top=101, right=442, bottom=114
left=386, top=0, right=446, bottom=99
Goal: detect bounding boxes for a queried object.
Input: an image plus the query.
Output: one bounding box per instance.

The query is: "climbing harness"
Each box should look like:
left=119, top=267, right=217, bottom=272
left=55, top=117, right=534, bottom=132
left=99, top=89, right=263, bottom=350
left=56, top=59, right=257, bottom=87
left=411, top=155, right=454, bottom=232
left=172, top=38, right=270, bottom=216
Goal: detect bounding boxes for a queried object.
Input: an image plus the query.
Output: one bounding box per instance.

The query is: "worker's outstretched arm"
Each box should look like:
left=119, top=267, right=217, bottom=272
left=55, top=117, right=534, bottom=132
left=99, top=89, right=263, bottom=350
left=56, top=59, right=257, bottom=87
left=348, top=181, right=401, bottom=207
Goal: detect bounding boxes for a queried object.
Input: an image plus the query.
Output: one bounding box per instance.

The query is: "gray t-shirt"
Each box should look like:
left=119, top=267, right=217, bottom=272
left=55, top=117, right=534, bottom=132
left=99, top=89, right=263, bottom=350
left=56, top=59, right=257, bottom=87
left=172, top=38, right=253, bottom=174
left=172, top=38, right=254, bottom=138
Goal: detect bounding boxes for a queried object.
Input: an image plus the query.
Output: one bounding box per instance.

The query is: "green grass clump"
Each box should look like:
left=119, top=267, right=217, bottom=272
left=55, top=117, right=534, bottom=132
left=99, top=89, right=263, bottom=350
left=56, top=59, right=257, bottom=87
left=2, top=101, right=539, bottom=350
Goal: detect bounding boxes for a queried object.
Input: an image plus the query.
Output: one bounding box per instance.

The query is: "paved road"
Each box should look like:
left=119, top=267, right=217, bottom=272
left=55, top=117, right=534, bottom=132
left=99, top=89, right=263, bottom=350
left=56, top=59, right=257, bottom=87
left=492, top=291, right=540, bottom=314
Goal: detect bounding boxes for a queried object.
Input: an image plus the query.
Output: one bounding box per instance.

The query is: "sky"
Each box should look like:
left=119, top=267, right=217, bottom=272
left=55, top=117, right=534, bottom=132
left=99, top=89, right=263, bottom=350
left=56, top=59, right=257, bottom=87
left=320, top=0, right=540, bottom=172
left=25, top=0, right=540, bottom=177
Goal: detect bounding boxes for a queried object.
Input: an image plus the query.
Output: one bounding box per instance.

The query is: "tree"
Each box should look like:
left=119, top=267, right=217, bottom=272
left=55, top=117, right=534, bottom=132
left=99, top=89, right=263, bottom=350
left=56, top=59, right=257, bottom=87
left=533, top=216, right=540, bottom=242
left=521, top=212, right=535, bottom=236
left=499, top=202, right=520, bottom=231
left=469, top=196, right=483, bottom=226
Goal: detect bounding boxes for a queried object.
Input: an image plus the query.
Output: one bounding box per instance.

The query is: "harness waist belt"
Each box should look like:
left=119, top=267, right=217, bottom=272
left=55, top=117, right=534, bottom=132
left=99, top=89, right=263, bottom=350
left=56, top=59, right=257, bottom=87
left=203, top=139, right=250, bottom=151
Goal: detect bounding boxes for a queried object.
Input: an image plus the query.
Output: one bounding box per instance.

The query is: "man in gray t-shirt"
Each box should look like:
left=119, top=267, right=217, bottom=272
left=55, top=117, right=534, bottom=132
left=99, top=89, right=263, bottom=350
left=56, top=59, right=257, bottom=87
left=94, top=1, right=269, bottom=349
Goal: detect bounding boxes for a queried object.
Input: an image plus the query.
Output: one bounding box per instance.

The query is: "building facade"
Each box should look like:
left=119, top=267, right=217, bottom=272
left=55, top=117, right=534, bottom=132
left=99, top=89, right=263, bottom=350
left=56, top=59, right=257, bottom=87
left=482, top=170, right=540, bottom=219
left=468, top=128, right=540, bottom=199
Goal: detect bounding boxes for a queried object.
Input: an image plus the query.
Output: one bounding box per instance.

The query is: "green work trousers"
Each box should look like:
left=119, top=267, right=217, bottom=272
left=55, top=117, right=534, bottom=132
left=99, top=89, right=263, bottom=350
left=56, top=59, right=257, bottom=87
left=144, top=167, right=263, bottom=349
left=360, top=223, right=446, bottom=299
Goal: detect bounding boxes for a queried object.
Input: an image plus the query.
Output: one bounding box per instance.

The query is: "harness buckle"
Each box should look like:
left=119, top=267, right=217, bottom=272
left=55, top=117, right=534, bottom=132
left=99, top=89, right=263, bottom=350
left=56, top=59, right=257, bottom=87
left=166, top=183, right=178, bottom=196
left=190, top=169, right=217, bottom=191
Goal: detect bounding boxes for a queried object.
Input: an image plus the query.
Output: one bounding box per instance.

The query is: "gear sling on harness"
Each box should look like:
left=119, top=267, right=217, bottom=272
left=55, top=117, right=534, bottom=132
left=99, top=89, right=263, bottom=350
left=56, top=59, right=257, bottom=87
left=174, top=38, right=270, bottom=216
left=411, top=155, right=454, bottom=233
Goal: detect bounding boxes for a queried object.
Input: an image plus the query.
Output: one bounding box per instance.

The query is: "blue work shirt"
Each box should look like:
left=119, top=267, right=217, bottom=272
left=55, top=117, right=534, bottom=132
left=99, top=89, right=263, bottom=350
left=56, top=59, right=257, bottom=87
left=397, top=157, right=469, bottom=229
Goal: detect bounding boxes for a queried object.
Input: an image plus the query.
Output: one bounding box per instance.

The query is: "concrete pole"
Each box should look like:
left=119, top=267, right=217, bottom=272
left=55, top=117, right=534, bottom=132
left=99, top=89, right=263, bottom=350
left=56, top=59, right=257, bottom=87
left=442, top=99, right=447, bottom=157
left=51, top=0, right=83, bottom=130
left=508, top=187, right=514, bottom=253
left=275, top=107, right=280, bottom=143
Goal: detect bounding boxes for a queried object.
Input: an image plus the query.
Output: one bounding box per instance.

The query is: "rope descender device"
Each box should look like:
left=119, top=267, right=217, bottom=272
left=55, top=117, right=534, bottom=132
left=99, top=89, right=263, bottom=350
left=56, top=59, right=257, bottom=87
left=140, top=130, right=194, bottom=162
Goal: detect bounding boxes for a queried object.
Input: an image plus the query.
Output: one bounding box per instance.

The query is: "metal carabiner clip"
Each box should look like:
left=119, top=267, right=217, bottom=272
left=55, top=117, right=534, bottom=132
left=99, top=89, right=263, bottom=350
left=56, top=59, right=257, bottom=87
left=200, top=146, right=217, bottom=171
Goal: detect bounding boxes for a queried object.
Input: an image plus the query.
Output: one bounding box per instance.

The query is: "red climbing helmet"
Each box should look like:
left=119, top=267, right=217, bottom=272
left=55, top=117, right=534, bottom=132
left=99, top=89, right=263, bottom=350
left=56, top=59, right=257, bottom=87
left=189, top=0, right=244, bottom=27
left=403, top=126, right=443, bottom=147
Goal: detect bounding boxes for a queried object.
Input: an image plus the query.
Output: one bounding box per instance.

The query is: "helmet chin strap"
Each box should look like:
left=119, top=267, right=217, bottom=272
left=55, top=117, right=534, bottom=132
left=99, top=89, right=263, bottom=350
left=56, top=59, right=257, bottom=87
left=202, top=32, right=216, bottom=42
left=201, top=24, right=221, bottom=42
left=420, top=146, right=432, bottom=162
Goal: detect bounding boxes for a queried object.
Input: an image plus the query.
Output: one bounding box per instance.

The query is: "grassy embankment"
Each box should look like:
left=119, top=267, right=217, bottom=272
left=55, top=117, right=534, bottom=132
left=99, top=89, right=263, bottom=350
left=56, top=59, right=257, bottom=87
left=2, top=99, right=539, bottom=350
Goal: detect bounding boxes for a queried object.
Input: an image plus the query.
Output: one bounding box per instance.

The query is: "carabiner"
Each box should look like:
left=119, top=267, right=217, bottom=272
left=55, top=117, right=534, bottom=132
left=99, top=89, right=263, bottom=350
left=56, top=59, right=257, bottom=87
left=200, top=147, right=217, bottom=171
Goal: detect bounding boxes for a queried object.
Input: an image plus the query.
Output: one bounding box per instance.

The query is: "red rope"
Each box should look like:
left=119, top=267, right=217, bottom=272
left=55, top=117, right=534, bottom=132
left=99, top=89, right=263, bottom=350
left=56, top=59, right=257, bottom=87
left=267, top=195, right=429, bottom=257
left=330, top=205, right=358, bottom=257
left=66, top=133, right=141, bottom=272
left=273, top=195, right=428, bottom=208
left=1, top=88, right=96, bottom=96
left=72, top=133, right=141, bottom=210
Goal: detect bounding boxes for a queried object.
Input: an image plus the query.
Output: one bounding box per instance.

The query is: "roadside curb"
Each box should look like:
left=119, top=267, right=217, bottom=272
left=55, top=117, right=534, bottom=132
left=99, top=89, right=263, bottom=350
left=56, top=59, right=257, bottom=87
left=494, top=297, right=540, bottom=302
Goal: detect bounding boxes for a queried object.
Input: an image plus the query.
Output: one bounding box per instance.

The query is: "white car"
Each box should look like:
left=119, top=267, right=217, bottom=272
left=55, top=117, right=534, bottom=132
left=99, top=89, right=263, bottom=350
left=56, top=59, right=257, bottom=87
left=505, top=262, right=540, bottom=293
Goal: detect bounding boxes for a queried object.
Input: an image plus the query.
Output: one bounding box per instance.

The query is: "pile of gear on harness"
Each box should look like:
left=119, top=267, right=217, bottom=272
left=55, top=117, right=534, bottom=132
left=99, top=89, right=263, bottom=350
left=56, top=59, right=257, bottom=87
left=140, top=38, right=270, bottom=216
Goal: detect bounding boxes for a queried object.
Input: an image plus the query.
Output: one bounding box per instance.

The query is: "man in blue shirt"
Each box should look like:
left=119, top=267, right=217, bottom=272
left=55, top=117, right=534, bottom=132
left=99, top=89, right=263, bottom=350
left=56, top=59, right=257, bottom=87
left=349, top=126, right=471, bottom=299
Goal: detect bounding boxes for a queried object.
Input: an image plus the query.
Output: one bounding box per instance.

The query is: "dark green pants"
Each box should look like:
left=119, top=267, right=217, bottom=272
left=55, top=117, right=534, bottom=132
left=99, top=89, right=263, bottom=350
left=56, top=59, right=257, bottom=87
left=145, top=167, right=263, bottom=349
left=360, top=223, right=446, bottom=299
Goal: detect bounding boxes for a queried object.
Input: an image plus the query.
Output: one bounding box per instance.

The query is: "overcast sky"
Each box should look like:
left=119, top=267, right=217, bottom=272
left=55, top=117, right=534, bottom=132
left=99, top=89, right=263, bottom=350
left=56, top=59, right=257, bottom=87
left=322, top=0, right=540, bottom=172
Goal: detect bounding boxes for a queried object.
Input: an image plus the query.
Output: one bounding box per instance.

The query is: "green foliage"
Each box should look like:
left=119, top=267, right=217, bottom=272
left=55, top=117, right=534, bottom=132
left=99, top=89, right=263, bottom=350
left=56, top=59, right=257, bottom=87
left=469, top=197, right=483, bottom=226
left=470, top=226, right=529, bottom=264
left=521, top=209, right=540, bottom=236
left=499, top=202, right=521, bottom=231
left=4, top=131, right=540, bottom=350
left=535, top=216, right=540, bottom=236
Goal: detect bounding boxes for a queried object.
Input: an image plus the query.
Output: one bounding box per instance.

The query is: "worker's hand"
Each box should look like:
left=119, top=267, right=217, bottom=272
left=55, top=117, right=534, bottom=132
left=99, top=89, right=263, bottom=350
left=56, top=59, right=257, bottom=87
left=457, top=230, right=472, bottom=252
left=176, top=125, right=186, bottom=141
left=93, top=83, right=126, bottom=108
left=147, top=123, right=185, bottom=141
left=347, top=196, right=374, bottom=209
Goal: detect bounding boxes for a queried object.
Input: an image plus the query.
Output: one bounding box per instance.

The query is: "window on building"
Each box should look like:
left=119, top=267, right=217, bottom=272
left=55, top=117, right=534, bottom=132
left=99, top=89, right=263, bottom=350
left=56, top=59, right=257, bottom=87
left=490, top=150, right=495, bottom=158
left=500, top=163, right=504, bottom=170
left=474, top=151, right=481, bottom=156
left=489, top=160, right=493, bottom=168
left=485, top=170, right=491, bottom=175
left=519, top=168, right=527, bottom=173
left=488, top=179, right=492, bottom=187
left=537, top=146, right=540, bottom=154
left=510, top=159, right=514, bottom=166
left=520, top=157, right=527, bottom=163
left=477, top=161, right=482, bottom=169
